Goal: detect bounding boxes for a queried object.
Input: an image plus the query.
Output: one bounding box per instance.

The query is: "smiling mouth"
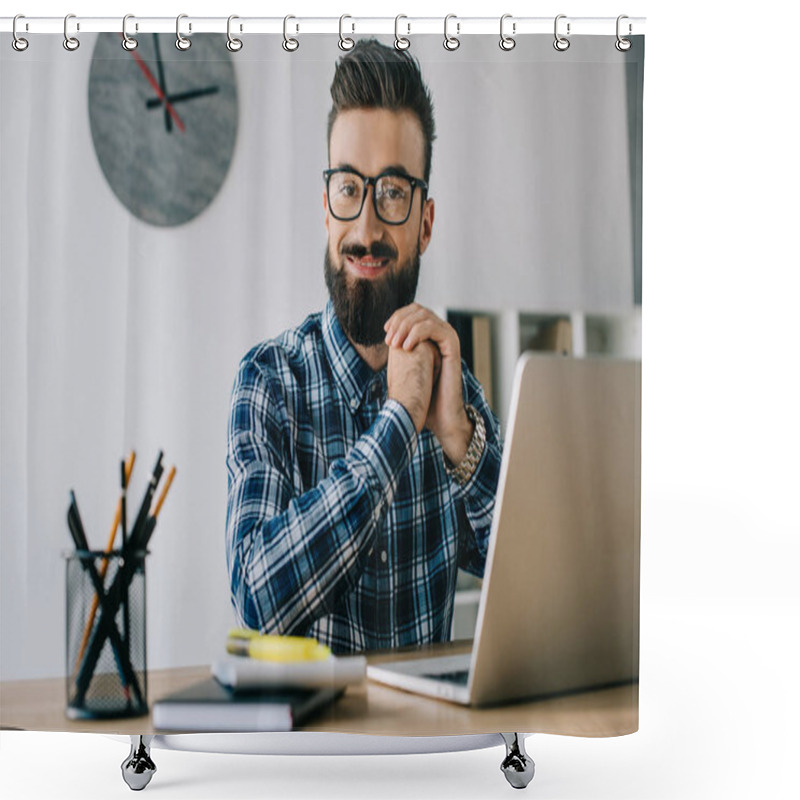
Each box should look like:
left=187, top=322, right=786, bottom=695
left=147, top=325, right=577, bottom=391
left=346, top=254, right=391, bottom=273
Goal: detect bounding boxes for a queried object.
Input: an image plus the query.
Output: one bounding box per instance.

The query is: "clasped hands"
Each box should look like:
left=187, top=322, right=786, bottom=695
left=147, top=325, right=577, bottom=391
left=384, top=303, right=474, bottom=466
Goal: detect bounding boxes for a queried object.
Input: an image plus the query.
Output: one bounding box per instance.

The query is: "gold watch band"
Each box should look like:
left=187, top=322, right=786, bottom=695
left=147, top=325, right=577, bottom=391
left=445, top=404, right=486, bottom=486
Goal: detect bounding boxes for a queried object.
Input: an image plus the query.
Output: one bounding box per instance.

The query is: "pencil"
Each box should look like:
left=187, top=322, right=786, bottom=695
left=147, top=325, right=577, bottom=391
left=152, top=466, right=176, bottom=521
left=72, top=451, right=135, bottom=676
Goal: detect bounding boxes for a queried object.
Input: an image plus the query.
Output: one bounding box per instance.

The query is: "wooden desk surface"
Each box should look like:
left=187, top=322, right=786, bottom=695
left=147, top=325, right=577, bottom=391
left=0, top=642, right=637, bottom=738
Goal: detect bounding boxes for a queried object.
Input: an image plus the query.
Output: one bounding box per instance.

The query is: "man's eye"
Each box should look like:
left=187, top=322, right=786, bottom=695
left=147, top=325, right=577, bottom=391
left=380, top=183, right=407, bottom=201
left=338, top=182, right=359, bottom=197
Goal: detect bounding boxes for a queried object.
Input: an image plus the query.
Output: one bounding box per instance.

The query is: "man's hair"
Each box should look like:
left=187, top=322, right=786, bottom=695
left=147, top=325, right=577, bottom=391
left=328, top=39, right=436, bottom=185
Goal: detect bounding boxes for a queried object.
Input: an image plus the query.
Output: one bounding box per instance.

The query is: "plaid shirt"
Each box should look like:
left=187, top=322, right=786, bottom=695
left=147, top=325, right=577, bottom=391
left=226, top=301, right=502, bottom=654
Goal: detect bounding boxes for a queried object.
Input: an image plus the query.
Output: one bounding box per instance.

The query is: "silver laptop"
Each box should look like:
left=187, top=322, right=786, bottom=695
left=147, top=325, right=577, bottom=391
left=367, top=352, right=641, bottom=706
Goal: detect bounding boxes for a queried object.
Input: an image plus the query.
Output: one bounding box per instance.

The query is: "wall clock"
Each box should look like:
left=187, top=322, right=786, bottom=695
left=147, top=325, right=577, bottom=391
left=88, top=33, right=238, bottom=227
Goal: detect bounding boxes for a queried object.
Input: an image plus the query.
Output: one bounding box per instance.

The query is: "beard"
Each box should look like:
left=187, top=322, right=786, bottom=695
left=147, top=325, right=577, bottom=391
left=324, top=240, right=421, bottom=347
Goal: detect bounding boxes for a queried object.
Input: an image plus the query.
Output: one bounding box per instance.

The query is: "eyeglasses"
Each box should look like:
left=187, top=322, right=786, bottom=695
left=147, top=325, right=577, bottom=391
left=323, top=167, right=428, bottom=226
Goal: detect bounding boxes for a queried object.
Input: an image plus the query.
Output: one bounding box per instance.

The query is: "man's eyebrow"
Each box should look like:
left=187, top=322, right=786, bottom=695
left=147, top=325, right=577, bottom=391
left=380, top=164, right=415, bottom=177
left=331, top=163, right=415, bottom=178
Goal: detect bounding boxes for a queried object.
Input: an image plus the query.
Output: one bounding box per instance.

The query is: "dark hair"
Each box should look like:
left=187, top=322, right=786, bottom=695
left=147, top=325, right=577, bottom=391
left=328, top=39, right=436, bottom=185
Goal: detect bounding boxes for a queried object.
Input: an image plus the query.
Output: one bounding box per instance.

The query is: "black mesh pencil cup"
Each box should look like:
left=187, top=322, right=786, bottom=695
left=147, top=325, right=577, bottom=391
left=64, top=549, right=149, bottom=719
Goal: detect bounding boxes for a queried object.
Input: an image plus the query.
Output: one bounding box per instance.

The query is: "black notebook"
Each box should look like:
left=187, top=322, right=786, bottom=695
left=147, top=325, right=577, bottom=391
left=153, top=677, right=343, bottom=732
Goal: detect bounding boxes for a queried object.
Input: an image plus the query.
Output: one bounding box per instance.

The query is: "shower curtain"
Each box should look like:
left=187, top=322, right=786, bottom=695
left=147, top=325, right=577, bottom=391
left=0, top=24, right=643, bottom=737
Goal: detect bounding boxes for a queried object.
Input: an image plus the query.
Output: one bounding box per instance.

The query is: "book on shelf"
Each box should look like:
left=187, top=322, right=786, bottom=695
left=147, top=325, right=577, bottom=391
left=447, top=311, right=495, bottom=409
left=523, top=317, right=573, bottom=356
left=152, top=677, right=343, bottom=732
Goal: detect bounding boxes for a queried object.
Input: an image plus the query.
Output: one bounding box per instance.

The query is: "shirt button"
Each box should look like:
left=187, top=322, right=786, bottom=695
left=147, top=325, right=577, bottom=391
left=350, top=398, right=358, bottom=411
left=380, top=550, right=388, bottom=564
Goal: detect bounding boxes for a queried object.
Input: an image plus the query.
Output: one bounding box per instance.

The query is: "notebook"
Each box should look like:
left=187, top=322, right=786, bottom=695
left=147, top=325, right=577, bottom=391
left=212, top=652, right=366, bottom=691
left=152, top=677, right=343, bottom=732
left=367, top=353, right=641, bottom=706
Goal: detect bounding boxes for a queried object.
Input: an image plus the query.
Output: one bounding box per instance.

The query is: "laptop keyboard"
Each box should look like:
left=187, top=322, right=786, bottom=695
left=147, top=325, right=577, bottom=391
left=423, top=669, right=469, bottom=686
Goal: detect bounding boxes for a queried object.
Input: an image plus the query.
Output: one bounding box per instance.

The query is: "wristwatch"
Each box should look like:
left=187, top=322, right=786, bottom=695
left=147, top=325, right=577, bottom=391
left=445, top=404, right=486, bottom=486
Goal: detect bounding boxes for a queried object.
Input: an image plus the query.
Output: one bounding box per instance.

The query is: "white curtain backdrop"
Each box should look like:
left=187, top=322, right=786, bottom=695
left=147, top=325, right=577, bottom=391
left=1, top=33, right=642, bottom=679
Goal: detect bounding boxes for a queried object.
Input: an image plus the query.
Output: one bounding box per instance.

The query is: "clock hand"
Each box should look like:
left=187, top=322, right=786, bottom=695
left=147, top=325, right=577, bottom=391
left=145, top=86, right=220, bottom=109
left=118, top=33, right=186, bottom=133
left=151, top=34, right=172, bottom=134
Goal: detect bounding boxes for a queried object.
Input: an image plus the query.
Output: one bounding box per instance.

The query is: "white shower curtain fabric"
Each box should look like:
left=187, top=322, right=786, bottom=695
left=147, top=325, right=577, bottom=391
left=0, top=32, right=643, bottom=723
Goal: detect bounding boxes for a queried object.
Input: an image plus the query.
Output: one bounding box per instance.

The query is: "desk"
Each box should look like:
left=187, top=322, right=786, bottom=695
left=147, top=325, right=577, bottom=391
left=0, top=641, right=637, bottom=738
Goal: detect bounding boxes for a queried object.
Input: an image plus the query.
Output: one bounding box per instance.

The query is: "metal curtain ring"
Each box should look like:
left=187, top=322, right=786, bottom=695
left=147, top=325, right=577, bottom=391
left=283, top=15, right=299, bottom=51
left=63, top=13, right=80, bottom=51
left=121, top=14, right=138, bottom=51
left=553, top=14, right=570, bottom=51
left=394, top=15, right=410, bottom=50
left=176, top=14, right=191, bottom=51
left=443, top=14, right=460, bottom=51
left=615, top=15, right=632, bottom=52
left=12, top=14, right=29, bottom=52
left=226, top=15, right=243, bottom=51
left=499, top=14, right=516, bottom=51
left=338, top=15, right=354, bottom=51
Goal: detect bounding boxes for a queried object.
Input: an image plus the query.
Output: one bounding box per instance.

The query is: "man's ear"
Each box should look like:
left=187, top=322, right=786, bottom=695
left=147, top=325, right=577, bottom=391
left=418, top=197, right=435, bottom=255
left=323, top=190, right=330, bottom=234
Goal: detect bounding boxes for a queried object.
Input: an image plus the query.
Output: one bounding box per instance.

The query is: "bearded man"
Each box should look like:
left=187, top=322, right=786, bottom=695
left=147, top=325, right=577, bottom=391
left=225, top=40, right=502, bottom=654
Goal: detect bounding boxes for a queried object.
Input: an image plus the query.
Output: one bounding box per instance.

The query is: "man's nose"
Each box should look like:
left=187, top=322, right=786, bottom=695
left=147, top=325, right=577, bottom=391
left=350, top=185, right=384, bottom=244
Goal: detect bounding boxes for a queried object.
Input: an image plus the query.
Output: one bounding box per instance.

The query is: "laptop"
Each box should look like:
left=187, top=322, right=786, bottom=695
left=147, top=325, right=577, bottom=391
left=367, top=352, right=641, bottom=706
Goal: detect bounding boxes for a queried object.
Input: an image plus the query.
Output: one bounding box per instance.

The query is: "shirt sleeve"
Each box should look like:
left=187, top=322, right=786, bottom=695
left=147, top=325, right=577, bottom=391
left=452, top=366, right=503, bottom=577
left=225, top=353, right=418, bottom=637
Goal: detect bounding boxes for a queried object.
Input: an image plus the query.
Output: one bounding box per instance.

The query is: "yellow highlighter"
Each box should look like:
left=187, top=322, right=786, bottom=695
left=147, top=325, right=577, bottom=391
left=226, top=629, right=331, bottom=662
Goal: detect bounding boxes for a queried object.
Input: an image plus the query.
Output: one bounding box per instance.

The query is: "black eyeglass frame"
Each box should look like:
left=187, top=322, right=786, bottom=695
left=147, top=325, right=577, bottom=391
left=323, top=167, right=429, bottom=226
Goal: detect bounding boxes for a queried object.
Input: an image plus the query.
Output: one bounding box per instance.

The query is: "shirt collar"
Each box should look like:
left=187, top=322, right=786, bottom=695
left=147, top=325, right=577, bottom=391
left=322, top=300, right=386, bottom=413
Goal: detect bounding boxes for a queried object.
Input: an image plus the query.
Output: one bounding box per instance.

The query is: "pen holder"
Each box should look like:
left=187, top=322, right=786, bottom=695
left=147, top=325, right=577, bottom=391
left=64, top=549, right=149, bottom=719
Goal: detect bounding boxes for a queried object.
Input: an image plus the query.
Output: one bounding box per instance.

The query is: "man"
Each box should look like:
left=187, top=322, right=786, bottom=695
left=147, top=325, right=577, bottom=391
left=226, top=40, right=502, bottom=654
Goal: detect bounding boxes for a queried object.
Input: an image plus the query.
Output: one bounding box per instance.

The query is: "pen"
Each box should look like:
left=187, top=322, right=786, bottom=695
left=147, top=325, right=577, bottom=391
left=129, top=451, right=164, bottom=549
left=120, top=460, right=128, bottom=552
left=226, top=629, right=332, bottom=662
left=68, top=491, right=88, bottom=550
left=138, top=466, right=177, bottom=550
left=73, top=452, right=135, bottom=674
left=67, top=503, right=87, bottom=553
left=120, top=459, right=131, bottom=708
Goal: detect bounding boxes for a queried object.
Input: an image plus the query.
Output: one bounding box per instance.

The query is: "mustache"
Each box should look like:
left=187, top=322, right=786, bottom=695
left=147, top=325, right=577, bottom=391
left=340, top=241, right=398, bottom=261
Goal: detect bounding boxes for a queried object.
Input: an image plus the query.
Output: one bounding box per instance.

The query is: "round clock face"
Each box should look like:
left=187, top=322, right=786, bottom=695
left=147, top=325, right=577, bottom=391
left=88, top=33, right=238, bottom=227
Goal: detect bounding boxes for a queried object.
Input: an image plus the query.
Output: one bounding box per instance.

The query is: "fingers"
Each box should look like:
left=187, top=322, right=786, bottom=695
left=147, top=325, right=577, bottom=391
left=384, top=304, right=459, bottom=359
left=390, top=317, right=438, bottom=351
left=387, top=341, right=438, bottom=433
left=384, top=304, right=425, bottom=347
left=417, top=339, right=442, bottom=374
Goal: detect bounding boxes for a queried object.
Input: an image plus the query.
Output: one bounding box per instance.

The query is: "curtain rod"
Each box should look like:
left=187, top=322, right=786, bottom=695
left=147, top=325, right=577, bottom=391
left=1, top=16, right=646, bottom=37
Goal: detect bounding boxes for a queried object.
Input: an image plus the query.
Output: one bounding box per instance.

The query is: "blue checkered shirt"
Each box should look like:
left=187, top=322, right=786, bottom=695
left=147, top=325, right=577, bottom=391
left=226, top=301, right=502, bottom=654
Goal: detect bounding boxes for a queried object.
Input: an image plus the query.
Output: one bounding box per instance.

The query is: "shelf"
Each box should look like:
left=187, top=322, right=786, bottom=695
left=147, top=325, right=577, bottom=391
left=444, top=306, right=640, bottom=429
